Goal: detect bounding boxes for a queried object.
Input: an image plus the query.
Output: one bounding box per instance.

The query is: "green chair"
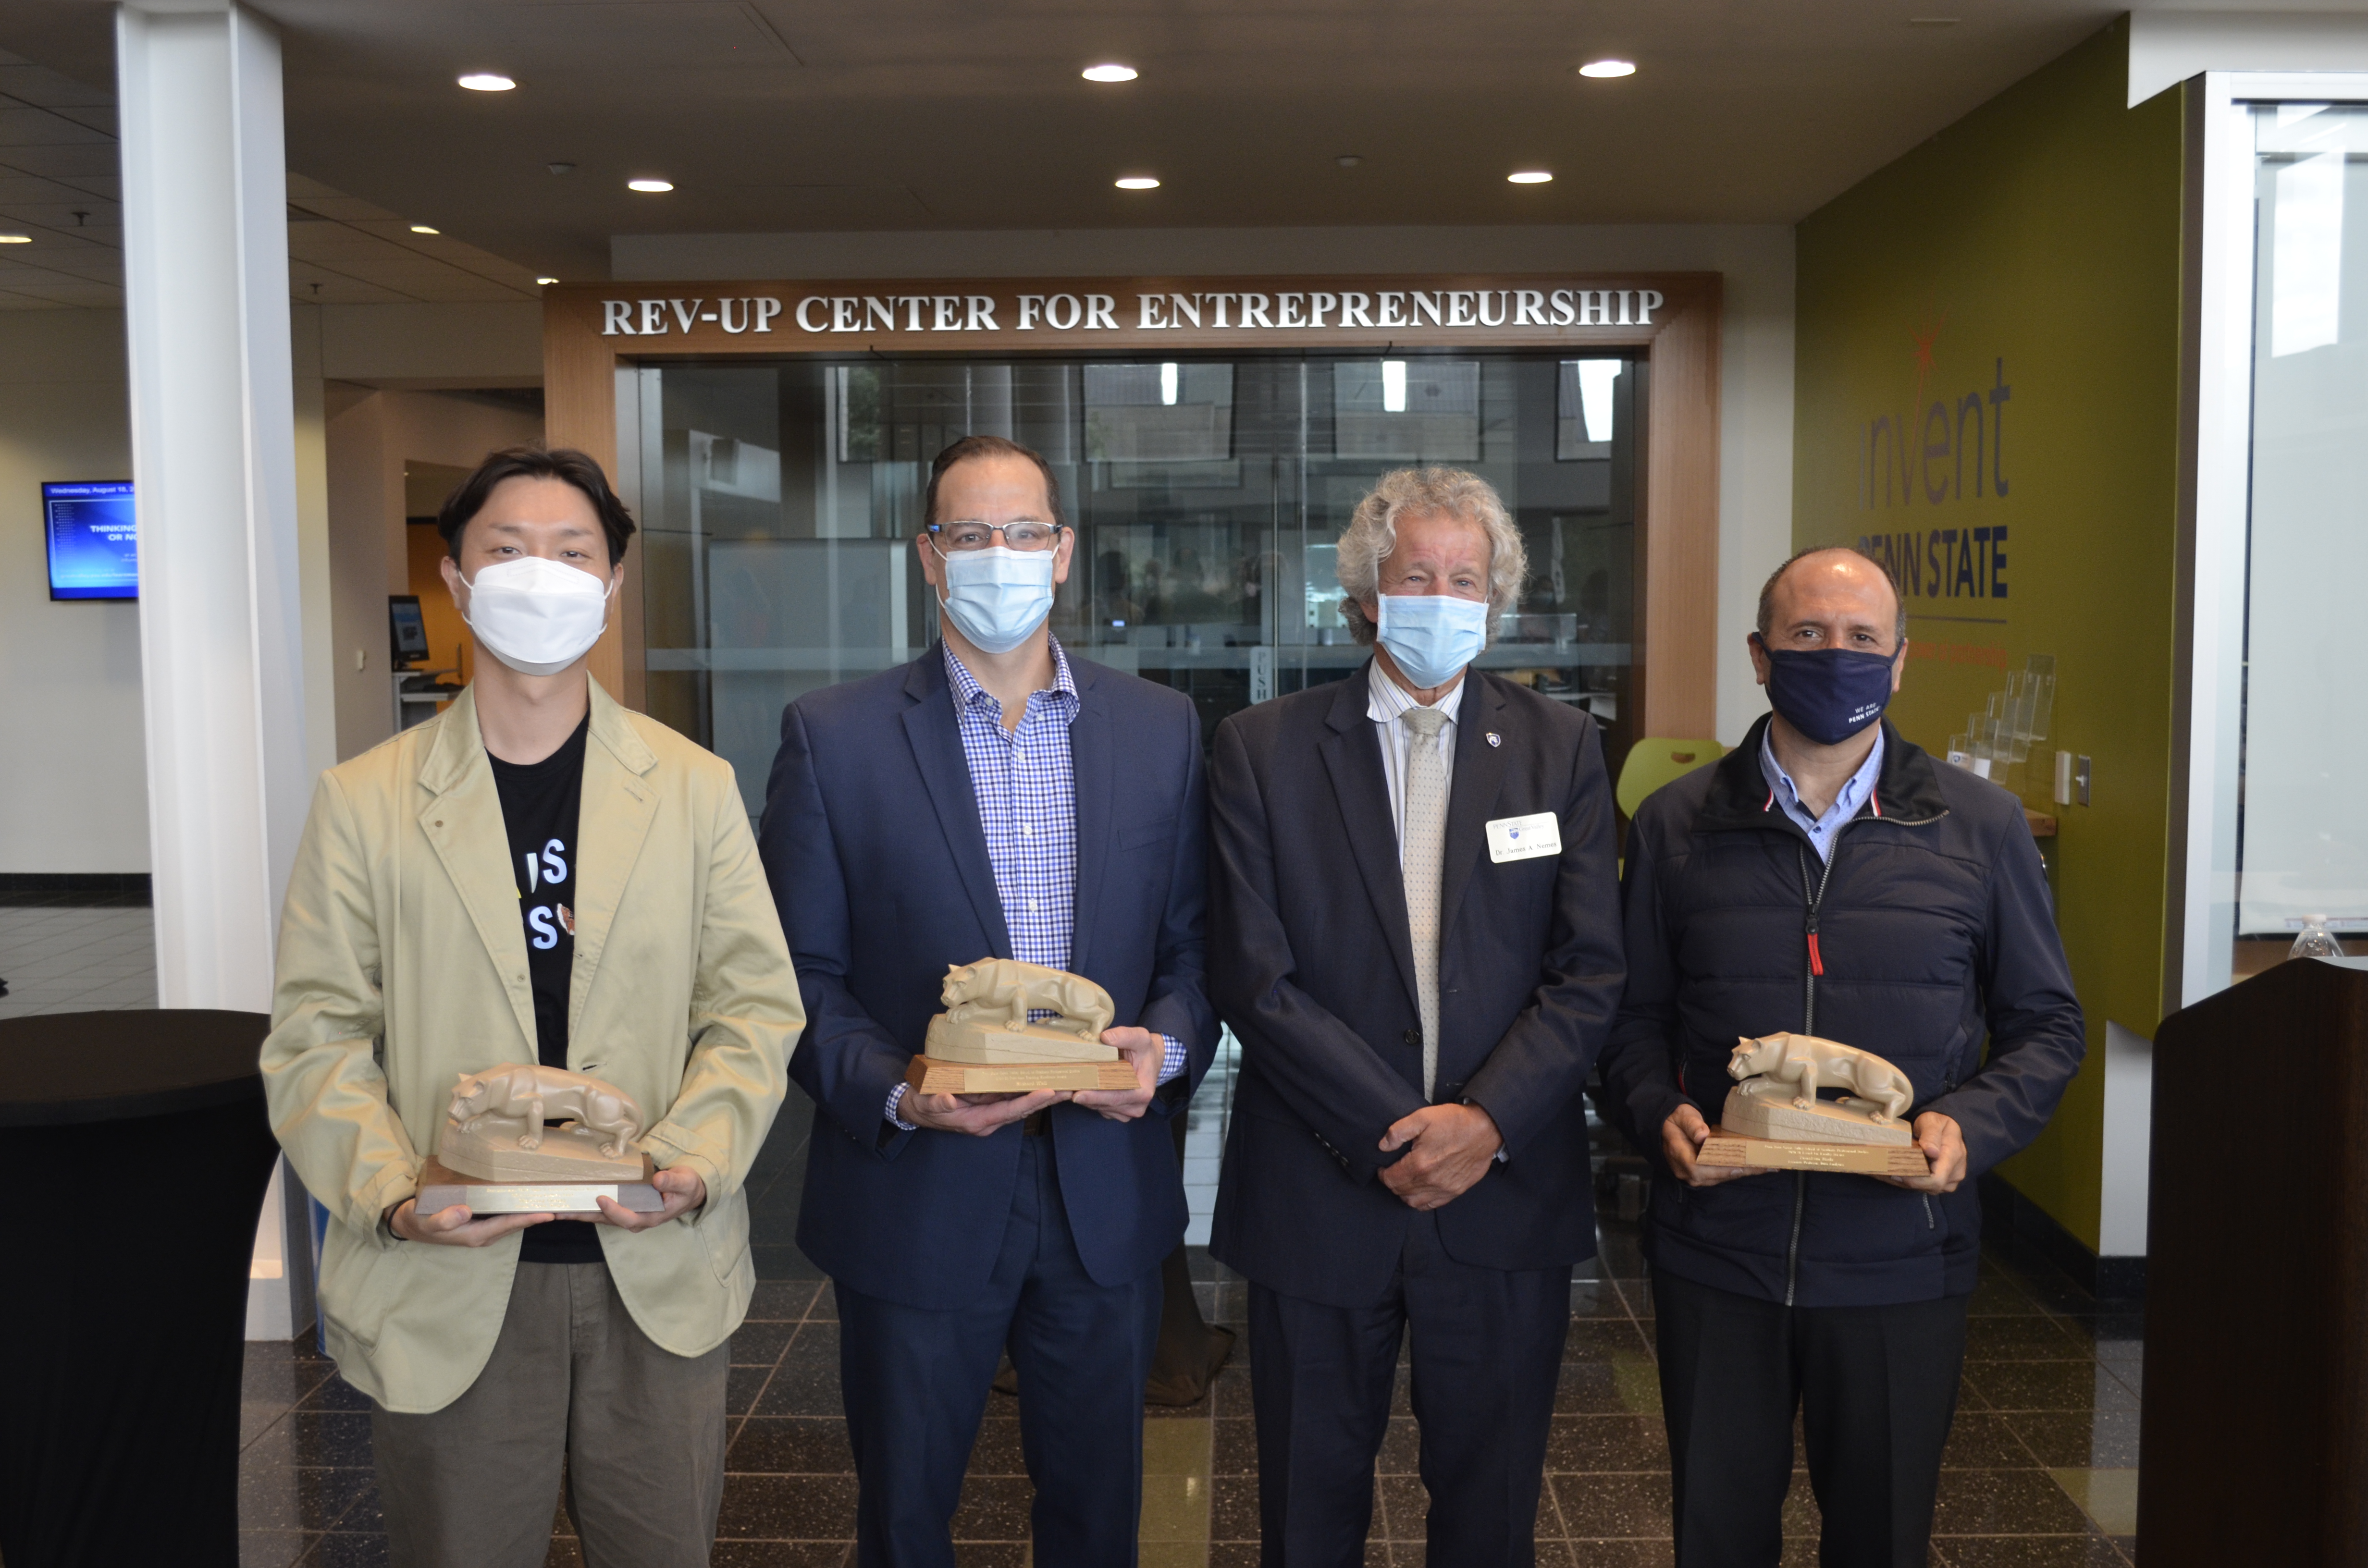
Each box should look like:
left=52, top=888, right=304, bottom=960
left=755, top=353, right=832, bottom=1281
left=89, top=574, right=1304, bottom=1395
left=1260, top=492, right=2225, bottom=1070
left=1616, top=737, right=1728, bottom=819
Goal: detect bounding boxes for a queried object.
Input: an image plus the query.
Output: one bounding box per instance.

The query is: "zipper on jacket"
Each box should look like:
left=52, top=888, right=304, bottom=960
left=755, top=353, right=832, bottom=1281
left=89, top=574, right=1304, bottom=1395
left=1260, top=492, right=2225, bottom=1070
left=1787, top=841, right=1842, bottom=1307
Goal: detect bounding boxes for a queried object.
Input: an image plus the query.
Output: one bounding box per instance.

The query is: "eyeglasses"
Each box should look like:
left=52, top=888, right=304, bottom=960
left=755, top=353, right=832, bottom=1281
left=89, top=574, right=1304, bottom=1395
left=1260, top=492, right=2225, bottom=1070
left=927, top=520, right=1065, bottom=552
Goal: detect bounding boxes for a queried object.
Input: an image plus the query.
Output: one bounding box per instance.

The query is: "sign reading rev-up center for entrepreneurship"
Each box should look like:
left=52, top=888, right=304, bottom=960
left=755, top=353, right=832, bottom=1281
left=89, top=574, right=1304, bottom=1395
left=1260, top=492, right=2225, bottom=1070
left=584, top=277, right=1680, bottom=346
left=43, top=480, right=137, bottom=601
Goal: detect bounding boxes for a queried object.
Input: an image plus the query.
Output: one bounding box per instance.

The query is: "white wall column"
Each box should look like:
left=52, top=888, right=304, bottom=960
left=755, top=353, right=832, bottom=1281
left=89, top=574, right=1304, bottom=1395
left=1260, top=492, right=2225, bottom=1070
left=116, top=0, right=313, bottom=1339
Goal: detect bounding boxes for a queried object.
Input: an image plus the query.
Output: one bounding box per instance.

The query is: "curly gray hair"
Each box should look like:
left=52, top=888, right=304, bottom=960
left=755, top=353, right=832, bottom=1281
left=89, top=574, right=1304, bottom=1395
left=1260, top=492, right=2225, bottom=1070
left=1335, top=466, right=1527, bottom=647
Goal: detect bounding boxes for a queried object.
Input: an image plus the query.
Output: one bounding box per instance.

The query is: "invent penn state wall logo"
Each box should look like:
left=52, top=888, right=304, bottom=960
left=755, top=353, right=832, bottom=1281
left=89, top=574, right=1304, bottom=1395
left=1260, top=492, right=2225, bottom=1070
left=1853, top=316, right=2014, bottom=609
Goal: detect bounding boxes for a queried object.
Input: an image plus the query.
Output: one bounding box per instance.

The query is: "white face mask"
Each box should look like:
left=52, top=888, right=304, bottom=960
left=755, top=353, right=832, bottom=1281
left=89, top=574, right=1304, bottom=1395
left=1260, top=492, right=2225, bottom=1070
left=937, top=545, right=1057, bottom=655
left=460, top=556, right=615, bottom=676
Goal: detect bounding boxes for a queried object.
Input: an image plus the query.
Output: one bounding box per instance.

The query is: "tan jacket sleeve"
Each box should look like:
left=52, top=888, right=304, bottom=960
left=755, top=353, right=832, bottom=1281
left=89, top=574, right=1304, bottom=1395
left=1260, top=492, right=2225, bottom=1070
left=260, top=770, right=420, bottom=1234
left=641, top=767, right=802, bottom=1207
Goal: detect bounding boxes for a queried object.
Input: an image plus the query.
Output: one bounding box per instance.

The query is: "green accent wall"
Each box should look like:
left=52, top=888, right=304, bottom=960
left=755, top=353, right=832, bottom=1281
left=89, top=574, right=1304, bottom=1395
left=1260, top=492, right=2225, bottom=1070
left=1791, top=19, right=2183, bottom=1252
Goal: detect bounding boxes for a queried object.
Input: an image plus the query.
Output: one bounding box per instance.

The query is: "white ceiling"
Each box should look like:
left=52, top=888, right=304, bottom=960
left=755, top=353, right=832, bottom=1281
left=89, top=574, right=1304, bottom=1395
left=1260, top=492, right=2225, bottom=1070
left=0, top=1, right=2354, bottom=299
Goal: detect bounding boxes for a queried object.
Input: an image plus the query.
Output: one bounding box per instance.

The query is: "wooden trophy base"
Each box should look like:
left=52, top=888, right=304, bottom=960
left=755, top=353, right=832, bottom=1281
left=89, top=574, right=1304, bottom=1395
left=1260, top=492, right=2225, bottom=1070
left=1695, top=1086, right=1929, bottom=1176
left=416, top=1154, right=665, bottom=1215
left=904, top=1056, right=1139, bottom=1094
left=438, top=1120, right=647, bottom=1182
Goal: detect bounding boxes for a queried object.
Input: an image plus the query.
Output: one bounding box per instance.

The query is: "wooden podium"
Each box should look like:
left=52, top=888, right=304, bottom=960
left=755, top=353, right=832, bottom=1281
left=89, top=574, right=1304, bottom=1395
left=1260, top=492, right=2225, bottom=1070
left=2138, top=956, right=2368, bottom=1564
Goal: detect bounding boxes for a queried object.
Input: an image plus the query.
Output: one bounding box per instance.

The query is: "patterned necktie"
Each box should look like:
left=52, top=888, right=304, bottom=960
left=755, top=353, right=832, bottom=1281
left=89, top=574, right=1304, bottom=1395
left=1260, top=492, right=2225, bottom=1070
left=1400, top=705, right=1450, bottom=1099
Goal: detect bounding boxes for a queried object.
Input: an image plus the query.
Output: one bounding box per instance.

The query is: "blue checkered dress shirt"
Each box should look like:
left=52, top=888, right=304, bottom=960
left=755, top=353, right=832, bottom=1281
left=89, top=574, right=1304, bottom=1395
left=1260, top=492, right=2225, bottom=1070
left=886, top=638, right=1185, bottom=1128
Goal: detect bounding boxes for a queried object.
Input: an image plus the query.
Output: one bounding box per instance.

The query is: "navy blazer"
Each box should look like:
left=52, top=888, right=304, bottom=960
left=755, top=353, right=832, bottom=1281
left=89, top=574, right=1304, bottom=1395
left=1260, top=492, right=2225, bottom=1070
left=758, top=644, right=1215, bottom=1310
left=1208, top=664, right=1625, bottom=1309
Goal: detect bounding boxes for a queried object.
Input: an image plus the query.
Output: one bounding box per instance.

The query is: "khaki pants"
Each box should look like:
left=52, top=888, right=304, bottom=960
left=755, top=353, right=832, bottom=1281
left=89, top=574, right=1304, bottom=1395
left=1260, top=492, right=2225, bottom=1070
left=370, top=1260, right=729, bottom=1568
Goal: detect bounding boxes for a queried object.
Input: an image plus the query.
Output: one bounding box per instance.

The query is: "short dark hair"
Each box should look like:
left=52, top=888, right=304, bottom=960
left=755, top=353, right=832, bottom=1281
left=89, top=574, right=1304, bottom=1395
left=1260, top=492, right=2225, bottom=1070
left=436, top=444, right=638, bottom=564
left=921, top=435, right=1066, bottom=532
left=1756, top=545, right=1907, bottom=646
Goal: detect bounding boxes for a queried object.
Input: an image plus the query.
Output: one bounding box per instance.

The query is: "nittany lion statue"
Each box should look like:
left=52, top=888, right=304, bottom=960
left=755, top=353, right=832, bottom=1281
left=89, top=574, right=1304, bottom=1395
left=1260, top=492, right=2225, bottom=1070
left=448, top=1064, right=641, bottom=1158
left=940, top=958, right=1115, bottom=1043
left=1727, top=1032, right=1914, bottom=1125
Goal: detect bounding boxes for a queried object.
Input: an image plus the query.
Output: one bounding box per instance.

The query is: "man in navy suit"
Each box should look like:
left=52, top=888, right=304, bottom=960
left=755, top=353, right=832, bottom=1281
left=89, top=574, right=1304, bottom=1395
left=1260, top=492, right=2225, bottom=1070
left=1209, top=467, right=1625, bottom=1567
left=759, top=435, right=1214, bottom=1568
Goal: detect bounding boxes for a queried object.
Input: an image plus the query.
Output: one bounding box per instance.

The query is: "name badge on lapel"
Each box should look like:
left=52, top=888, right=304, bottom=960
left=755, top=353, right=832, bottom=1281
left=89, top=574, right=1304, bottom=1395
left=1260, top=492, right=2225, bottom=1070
left=1485, top=812, right=1563, bottom=864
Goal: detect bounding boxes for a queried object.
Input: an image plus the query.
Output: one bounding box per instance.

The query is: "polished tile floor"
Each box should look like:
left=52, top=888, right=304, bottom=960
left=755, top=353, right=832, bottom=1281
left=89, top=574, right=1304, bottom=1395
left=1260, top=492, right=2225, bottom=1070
left=0, top=894, right=2144, bottom=1565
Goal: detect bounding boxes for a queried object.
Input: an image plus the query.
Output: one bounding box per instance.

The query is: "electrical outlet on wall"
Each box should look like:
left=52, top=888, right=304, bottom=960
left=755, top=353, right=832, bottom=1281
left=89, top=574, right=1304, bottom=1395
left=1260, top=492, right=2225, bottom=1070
left=2075, top=755, right=2093, bottom=807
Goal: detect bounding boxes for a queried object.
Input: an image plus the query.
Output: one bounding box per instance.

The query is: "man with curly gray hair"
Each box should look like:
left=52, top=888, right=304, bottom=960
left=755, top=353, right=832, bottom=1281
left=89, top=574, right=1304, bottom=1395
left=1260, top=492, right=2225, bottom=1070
left=1207, top=466, right=1625, bottom=1565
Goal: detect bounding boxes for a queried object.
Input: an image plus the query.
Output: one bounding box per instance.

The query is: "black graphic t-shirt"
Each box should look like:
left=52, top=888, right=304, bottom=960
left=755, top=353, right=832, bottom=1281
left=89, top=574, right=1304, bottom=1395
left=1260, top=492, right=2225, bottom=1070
left=489, top=716, right=602, bottom=1263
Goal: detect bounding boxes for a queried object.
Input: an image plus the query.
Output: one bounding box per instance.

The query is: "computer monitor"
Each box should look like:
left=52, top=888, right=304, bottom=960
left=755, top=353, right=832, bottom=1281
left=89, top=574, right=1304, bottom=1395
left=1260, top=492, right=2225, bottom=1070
left=44, top=481, right=137, bottom=601
left=388, top=595, right=430, bottom=668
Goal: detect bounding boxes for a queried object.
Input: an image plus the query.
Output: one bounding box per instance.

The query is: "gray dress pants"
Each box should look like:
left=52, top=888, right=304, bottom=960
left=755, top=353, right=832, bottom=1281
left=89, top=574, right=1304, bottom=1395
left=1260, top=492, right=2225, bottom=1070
left=370, top=1260, right=730, bottom=1568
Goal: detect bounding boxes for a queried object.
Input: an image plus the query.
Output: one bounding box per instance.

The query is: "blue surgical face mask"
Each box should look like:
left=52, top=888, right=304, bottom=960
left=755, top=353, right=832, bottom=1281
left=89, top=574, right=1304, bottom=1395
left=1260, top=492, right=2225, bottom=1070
left=937, top=544, right=1056, bottom=654
left=1757, top=640, right=1900, bottom=746
left=1375, top=592, right=1491, bottom=690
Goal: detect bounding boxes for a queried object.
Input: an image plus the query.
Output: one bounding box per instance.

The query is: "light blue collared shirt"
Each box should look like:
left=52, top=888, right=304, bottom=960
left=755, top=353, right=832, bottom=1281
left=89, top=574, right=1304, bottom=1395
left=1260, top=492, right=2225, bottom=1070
left=1758, top=724, right=1885, bottom=863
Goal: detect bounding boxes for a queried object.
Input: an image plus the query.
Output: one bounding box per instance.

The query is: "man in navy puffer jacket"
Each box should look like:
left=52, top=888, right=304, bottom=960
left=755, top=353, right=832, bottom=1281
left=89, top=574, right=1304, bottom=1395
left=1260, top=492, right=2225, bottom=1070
left=1601, top=546, right=2084, bottom=1568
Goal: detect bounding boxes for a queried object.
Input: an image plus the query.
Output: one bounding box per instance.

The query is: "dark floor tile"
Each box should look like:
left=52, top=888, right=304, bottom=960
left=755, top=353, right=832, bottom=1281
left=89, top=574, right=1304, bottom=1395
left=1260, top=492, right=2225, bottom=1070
left=728, top=1365, right=774, bottom=1416
left=949, top=1474, right=1034, bottom=1540
left=745, top=1281, right=823, bottom=1322
left=1554, top=1359, right=1658, bottom=1415
left=1932, top=1469, right=2097, bottom=1535
left=238, top=1530, right=314, bottom=1568
left=1210, top=1363, right=1257, bottom=1419
left=1550, top=1470, right=1671, bottom=1537
left=752, top=1348, right=843, bottom=1417
left=296, top=1374, right=374, bottom=1412
left=1374, top=1473, right=1427, bottom=1540
left=1557, top=1544, right=1674, bottom=1567
left=1962, top=1363, right=2140, bottom=1415
left=1365, top=1415, right=1419, bottom=1474
left=1965, top=1314, right=2088, bottom=1359
left=805, top=1287, right=839, bottom=1323
left=752, top=1244, right=828, bottom=1282
left=951, top=1544, right=1028, bottom=1567
left=1935, top=1535, right=2127, bottom=1567
left=543, top=1538, right=584, bottom=1568
left=305, top=1531, right=392, bottom=1568
left=1944, top=1412, right=2039, bottom=1469
left=2006, top=1409, right=2143, bottom=1469
left=283, top=1411, right=376, bottom=1468
left=1566, top=1318, right=1653, bottom=1360
left=239, top=1465, right=375, bottom=1531
left=2044, top=1311, right=2146, bottom=1355
left=1213, top=1415, right=1258, bottom=1475
left=1547, top=1413, right=1669, bottom=1472
left=1212, top=1474, right=1262, bottom=1540
left=1209, top=1544, right=1261, bottom=1568
left=2111, top=1536, right=2135, bottom=1563
left=243, top=1346, right=339, bottom=1409
left=711, top=1543, right=852, bottom=1568
left=731, top=1320, right=797, bottom=1366
left=1966, top=1272, right=2048, bottom=1317
left=715, top=1473, right=861, bottom=1539
left=964, top=1416, right=1030, bottom=1475
left=729, top=1417, right=855, bottom=1473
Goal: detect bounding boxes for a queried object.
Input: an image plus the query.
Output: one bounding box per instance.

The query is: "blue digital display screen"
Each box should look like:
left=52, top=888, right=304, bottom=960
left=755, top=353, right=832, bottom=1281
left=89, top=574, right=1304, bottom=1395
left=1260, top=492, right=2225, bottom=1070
left=44, top=481, right=138, bottom=601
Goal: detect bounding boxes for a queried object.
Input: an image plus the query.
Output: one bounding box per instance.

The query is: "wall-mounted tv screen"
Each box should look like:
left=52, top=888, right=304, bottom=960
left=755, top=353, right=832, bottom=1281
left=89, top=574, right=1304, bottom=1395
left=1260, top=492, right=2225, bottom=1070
left=44, top=481, right=137, bottom=600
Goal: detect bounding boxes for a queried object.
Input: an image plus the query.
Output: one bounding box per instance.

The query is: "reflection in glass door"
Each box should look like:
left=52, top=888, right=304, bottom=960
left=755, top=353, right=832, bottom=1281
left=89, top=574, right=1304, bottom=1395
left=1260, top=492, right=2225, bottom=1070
left=632, top=354, right=1640, bottom=818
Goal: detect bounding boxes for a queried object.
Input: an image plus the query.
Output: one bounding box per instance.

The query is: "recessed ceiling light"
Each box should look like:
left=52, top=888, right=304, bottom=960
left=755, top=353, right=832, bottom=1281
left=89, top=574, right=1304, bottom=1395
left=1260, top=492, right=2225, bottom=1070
left=628, top=178, right=674, bottom=193
left=1507, top=170, right=1554, bottom=184
left=1082, top=63, right=1138, bottom=82
left=536, top=277, right=558, bottom=286
left=457, top=73, right=515, bottom=91
left=1115, top=176, right=1160, bottom=190
left=1909, top=16, right=1961, bottom=24
left=409, top=224, right=439, bottom=234
left=1578, top=59, right=1637, bottom=78
left=547, top=162, right=576, bottom=175
left=0, top=233, right=28, bottom=244
left=1336, top=154, right=1363, bottom=168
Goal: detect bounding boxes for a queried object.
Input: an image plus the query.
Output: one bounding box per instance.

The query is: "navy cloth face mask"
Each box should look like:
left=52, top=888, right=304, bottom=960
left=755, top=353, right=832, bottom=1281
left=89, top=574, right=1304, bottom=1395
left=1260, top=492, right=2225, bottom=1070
left=1759, top=643, right=1900, bottom=745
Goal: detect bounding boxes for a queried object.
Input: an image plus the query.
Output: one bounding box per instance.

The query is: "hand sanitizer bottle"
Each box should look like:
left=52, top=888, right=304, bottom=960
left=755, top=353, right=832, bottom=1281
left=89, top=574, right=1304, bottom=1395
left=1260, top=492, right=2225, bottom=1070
left=2291, top=917, right=2346, bottom=959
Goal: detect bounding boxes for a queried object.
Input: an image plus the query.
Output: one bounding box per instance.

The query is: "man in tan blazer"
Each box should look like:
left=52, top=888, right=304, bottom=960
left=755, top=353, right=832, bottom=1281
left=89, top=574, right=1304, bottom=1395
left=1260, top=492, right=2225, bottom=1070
left=261, top=446, right=801, bottom=1568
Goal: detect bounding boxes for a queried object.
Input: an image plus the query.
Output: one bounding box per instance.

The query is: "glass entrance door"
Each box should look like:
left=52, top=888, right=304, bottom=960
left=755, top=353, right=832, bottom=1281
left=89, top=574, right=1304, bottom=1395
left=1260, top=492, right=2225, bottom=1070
left=632, top=353, right=1640, bottom=817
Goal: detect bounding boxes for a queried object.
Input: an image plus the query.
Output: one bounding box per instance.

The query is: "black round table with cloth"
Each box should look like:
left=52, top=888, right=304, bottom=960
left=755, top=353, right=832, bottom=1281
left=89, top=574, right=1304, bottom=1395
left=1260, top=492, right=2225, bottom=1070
left=0, top=1008, right=282, bottom=1568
